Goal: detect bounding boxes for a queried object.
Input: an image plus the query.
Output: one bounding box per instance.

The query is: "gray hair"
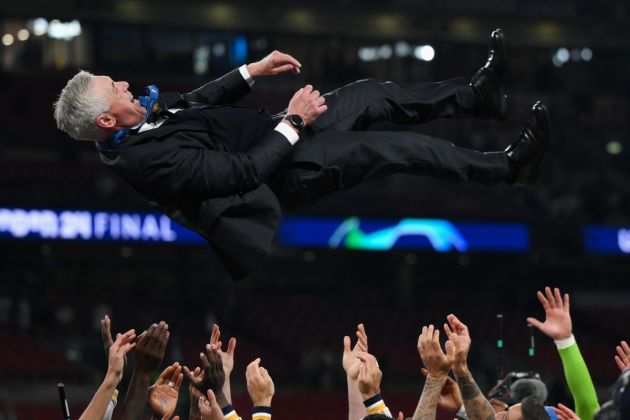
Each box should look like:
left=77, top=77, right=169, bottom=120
left=53, top=70, right=109, bottom=141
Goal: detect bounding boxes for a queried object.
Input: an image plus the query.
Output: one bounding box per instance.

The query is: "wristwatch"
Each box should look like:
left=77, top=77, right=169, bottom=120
left=284, top=114, right=305, bottom=131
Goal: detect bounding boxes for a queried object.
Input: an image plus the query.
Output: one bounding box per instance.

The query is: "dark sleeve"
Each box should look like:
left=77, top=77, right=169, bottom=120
left=141, top=131, right=292, bottom=199
left=183, top=68, right=252, bottom=105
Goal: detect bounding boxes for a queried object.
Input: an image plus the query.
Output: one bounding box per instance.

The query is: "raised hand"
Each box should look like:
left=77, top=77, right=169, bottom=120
left=246, top=358, right=275, bottom=407
left=209, top=325, right=236, bottom=376
left=343, top=323, right=368, bottom=380
left=420, top=368, right=462, bottom=414
left=286, top=84, right=327, bottom=126
left=443, top=314, right=472, bottom=377
left=527, top=287, right=572, bottom=340
left=107, top=329, right=136, bottom=381
left=135, top=321, right=170, bottom=374
left=198, top=390, right=223, bottom=420
left=247, top=50, right=302, bottom=77
left=418, top=325, right=454, bottom=380
left=202, top=348, right=225, bottom=394
left=185, top=366, right=205, bottom=398
left=148, top=362, right=183, bottom=419
left=185, top=366, right=205, bottom=420
left=615, top=340, right=630, bottom=373
left=552, top=403, right=581, bottom=420
left=185, top=348, right=228, bottom=408
left=116, top=321, right=169, bottom=420
left=356, top=351, right=382, bottom=399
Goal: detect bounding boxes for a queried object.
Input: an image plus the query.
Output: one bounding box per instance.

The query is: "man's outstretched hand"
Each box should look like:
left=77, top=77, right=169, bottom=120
left=527, top=287, right=572, bottom=341
left=247, top=50, right=301, bottom=77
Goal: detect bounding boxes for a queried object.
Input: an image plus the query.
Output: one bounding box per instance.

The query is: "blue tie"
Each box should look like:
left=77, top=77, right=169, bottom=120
left=98, top=84, right=160, bottom=150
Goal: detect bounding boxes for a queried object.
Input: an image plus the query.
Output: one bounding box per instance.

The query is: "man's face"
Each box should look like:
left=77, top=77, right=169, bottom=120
left=496, top=403, right=523, bottom=420
left=92, top=75, right=147, bottom=129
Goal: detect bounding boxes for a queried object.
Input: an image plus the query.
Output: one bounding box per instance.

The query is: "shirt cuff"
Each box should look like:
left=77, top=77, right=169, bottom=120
left=456, top=404, right=468, bottom=419
left=554, top=334, right=576, bottom=350
left=253, top=406, right=272, bottom=419
left=222, top=404, right=241, bottom=420
left=363, top=394, right=391, bottom=416
left=274, top=122, right=300, bottom=145
left=239, top=65, right=255, bottom=88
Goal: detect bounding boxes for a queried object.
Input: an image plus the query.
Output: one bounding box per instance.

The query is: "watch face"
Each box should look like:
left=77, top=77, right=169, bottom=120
left=289, top=115, right=304, bottom=129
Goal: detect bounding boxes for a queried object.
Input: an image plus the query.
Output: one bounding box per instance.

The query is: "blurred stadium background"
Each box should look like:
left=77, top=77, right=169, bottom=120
left=1, top=0, right=630, bottom=418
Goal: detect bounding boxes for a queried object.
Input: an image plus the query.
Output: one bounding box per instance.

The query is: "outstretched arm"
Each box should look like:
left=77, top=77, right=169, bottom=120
left=247, top=50, right=301, bottom=78
left=527, top=287, right=599, bottom=420
left=446, top=315, right=495, bottom=420
left=185, top=51, right=301, bottom=106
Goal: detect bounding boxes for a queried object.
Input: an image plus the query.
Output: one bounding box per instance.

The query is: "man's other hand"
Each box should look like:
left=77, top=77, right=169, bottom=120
left=247, top=50, right=302, bottom=77
left=287, top=84, right=327, bottom=126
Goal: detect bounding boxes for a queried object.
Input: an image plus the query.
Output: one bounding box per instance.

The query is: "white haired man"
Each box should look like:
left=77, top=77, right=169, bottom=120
left=54, top=29, right=550, bottom=279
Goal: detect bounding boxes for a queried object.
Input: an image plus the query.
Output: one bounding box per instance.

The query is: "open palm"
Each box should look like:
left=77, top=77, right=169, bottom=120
left=149, top=363, right=183, bottom=418
left=527, top=287, right=572, bottom=340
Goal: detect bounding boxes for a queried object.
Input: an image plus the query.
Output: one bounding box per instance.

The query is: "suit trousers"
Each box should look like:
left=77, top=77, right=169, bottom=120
left=269, top=77, right=512, bottom=210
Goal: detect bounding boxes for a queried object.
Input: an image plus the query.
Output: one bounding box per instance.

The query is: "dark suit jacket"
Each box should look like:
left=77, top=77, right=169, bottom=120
left=98, top=69, right=294, bottom=280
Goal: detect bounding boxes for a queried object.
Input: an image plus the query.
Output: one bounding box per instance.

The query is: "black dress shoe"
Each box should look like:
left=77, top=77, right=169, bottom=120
left=470, top=28, right=507, bottom=121
left=505, top=101, right=551, bottom=185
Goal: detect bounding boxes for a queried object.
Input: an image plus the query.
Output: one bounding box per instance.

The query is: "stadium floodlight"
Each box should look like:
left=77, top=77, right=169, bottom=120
left=414, top=45, right=435, bottom=61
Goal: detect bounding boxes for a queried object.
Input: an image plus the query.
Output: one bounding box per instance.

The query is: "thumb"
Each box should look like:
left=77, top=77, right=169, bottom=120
left=526, top=317, right=544, bottom=331
left=207, top=389, right=217, bottom=404
left=398, top=412, right=404, bottom=420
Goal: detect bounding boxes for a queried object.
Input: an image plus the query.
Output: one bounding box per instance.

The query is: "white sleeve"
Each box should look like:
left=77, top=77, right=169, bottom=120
left=238, top=65, right=255, bottom=87
left=274, top=122, right=300, bottom=145
left=554, top=334, right=576, bottom=350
